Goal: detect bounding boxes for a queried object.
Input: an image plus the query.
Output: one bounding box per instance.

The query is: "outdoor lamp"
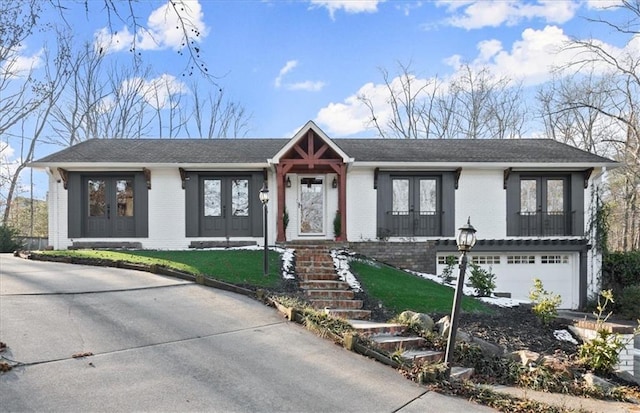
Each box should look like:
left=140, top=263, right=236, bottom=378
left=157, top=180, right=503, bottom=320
left=456, top=217, right=477, bottom=252
left=445, top=217, right=477, bottom=379
left=259, top=183, right=269, bottom=204
left=259, top=183, right=269, bottom=276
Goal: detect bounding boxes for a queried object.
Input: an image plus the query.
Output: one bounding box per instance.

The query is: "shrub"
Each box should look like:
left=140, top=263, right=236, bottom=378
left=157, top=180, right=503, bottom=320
left=529, top=278, right=562, bottom=325
left=577, top=290, right=631, bottom=375
left=0, top=225, right=23, bottom=252
left=618, top=284, right=640, bottom=320
left=602, top=251, right=640, bottom=295
left=333, top=210, right=341, bottom=239
left=467, top=263, right=496, bottom=296
left=439, top=255, right=456, bottom=284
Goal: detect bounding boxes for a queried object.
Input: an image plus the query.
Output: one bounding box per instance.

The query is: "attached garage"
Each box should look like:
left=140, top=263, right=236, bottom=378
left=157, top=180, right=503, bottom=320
left=435, top=239, right=589, bottom=309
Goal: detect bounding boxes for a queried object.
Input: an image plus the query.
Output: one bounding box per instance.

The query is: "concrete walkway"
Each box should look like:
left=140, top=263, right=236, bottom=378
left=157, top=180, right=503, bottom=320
left=0, top=254, right=496, bottom=412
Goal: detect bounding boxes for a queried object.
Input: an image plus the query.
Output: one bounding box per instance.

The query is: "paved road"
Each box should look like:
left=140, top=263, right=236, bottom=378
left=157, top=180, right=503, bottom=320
left=0, top=254, right=495, bottom=412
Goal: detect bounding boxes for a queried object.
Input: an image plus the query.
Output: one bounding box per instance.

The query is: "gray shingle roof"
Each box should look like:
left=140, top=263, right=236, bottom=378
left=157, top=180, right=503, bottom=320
left=32, top=137, right=616, bottom=165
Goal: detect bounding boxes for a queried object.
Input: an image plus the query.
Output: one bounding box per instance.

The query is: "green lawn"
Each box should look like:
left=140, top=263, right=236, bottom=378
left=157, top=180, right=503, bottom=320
left=40, top=249, right=282, bottom=288
left=40, top=249, right=490, bottom=314
left=350, top=259, right=491, bottom=314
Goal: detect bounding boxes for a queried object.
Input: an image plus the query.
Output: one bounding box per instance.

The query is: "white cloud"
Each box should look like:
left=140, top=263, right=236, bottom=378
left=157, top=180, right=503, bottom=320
left=125, top=74, right=189, bottom=109
left=95, top=0, right=209, bottom=53
left=274, top=60, right=325, bottom=92
left=314, top=24, right=632, bottom=136
left=310, top=0, right=385, bottom=19
left=586, top=0, right=622, bottom=10
left=275, top=60, right=298, bottom=88
left=0, top=45, right=43, bottom=78
left=437, top=0, right=579, bottom=30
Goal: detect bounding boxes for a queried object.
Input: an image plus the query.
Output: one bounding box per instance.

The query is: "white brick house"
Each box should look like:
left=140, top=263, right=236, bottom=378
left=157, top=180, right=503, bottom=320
left=30, top=121, right=618, bottom=309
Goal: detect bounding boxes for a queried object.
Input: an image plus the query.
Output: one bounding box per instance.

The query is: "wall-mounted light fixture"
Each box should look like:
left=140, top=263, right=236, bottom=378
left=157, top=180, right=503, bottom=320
left=286, top=176, right=292, bottom=188
left=332, top=177, right=338, bottom=188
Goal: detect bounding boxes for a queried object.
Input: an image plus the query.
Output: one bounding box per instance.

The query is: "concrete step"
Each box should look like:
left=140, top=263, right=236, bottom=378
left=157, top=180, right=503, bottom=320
left=450, top=367, right=474, bottom=381
left=325, top=309, right=371, bottom=320
left=310, top=299, right=363, bottom=310
left=370, top=335, right=426, bottom=352
left=349, top=320, right=406, bottom=336
left=401, top=349, right=444, bottom=364
left=299, top=280, right=350, bottom=290
left=305, top=289, right=354, bottom=299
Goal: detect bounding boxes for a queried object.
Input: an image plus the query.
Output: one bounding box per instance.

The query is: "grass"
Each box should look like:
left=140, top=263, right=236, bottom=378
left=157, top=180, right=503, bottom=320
left=40, top=249, right=490, bottom=314
left=40, top=249, right=282, bottom=288
left=350, top=259, right=491, bottom=314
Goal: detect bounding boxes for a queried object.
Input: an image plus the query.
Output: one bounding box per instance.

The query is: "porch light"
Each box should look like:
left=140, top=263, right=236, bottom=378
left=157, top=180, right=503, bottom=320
left=259, top=183, right=269, bottom=205
left=286, top=176, right=292, bottom=188
left=444, top=217, right=477, bottom=379
left=332, top=177, right=338, bottom=188
left=456, top=217, right=477, bottom=252
left=259, top=183, right=269, bottom=277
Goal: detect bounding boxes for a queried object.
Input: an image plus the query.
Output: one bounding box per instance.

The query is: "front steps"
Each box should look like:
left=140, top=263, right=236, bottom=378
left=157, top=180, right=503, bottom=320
left=291, top=243, right=371, bottom=320
left=350, top=319, right=474, bottom=380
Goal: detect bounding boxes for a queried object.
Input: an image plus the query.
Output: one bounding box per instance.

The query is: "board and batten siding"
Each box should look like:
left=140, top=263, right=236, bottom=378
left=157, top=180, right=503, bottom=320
left=346, top=168, right=377, bottom=241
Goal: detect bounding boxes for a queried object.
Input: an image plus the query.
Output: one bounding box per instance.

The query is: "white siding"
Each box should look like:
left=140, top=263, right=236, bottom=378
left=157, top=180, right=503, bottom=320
left=346, top=168, right=377, bottom=241
left=146, top=168, right=186, bottom=249
left=48, top=170, right=70, bottom=249
left=456, top=169, right=506, bottom=239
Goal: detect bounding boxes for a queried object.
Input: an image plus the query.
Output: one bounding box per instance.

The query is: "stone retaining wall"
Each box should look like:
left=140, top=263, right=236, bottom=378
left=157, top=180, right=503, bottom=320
left=347, top=241, right=437, bottom=274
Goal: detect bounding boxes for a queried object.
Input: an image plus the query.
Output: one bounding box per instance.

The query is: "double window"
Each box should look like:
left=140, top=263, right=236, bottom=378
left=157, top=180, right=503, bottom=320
left=67, top=172, right=148, bottom=238
left=184, top=171, right=264, bottom=238
left=377, top=172, right=456, bottom=237
left=506, top=172, right=583, bottom=237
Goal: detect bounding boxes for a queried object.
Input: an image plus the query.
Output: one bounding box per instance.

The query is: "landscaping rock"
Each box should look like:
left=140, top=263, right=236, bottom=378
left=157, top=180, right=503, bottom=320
left=583, top=372, right=615, bottom=392
left=613, top=370, right=640, bottom=386
left=470, top=335, right=506, bottom=357
left=509, top=349, right=541, bottom=367
left=410, top=312, right=435, bottom=332
left=436, top=316, right=450, bottom=337
left=397, top=311, right=417, bottom=324
left=542, top=355, right=574, bottom=379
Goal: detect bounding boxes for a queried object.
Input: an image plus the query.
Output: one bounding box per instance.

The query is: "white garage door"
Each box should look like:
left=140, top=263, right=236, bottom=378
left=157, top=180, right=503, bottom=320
left=437, top=252, right=580, bottom=309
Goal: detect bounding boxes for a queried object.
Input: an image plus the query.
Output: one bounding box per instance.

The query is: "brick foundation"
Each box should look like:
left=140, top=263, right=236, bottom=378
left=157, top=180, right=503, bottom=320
left=348, top=241, right=438, bottom=274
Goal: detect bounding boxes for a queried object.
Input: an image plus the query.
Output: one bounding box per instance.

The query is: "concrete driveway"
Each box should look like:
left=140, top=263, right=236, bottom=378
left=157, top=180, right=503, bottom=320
left=0, top=254, right=495, bottom=412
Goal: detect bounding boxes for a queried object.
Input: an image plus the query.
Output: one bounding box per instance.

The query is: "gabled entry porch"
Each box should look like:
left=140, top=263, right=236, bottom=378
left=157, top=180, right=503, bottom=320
left=270, top=121, right=351, bottom=243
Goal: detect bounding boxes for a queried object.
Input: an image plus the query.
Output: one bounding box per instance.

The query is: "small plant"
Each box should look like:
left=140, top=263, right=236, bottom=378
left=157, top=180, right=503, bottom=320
left=440, top=255, right=457, bottom=284
left=333, top=210, right=342, bottom=239
left=282, top=206, right=289, bottom=230
left=0, top=225, right=23, bottom=252
left=577, top=290, right=635, bottom=375
left=466, top=263, right=496, bottom=297
left=617, top=284, right=640, bottom=320
left=529, top=278, right=562, bottom=325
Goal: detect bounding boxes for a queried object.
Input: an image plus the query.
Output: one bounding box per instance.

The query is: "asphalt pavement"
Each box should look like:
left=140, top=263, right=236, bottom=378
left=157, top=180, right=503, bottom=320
left=0, top=254, right=496, bottom=412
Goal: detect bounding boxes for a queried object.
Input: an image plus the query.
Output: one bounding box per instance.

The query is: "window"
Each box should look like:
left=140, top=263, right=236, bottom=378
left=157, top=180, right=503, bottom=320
left=67, top=172, right=148, bottom=238
left=507, top=172, right=584, bottom=237
left=377, top=171, right=456, bottom=238
left=185, top=172, right=264, bottom=238
left=507, top=255, right=535, bottom=264
left=471, top=255, right=501, bottom=265
left=541, top=255, right=569, bottom=264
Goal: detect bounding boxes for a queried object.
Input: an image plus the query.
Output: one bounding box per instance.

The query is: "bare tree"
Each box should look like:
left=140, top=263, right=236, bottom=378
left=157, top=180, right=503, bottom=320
left=554, top=0, right=640, bottom=250
left=188, top=84, right=251, bottom=138
left=1, top=32, right=72, bottom=225
left=358, top=62, right=525, bottom=139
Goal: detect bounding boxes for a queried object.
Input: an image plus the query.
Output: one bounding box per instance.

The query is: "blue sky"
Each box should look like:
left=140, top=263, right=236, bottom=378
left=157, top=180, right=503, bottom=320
left=2, top=0, right=635, bottom=198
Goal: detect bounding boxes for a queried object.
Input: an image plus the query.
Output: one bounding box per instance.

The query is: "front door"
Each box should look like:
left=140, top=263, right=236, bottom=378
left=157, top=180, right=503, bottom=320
left=201, top=177, right=251, bottom=237
left=85, top=176, right=136, bottom=237
left=299, top=177, right=325, bottom=236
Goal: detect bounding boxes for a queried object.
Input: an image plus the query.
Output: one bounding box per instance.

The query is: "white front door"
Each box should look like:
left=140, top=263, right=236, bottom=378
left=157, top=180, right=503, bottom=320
left=299, top=177, right=325, bottom=236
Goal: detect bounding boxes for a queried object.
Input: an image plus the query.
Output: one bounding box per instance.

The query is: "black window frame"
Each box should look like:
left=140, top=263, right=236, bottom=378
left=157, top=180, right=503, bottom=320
left=67, top=171, right=149, bottom=238
left=184, top=171, right=265, bottom=238
left=506, top=171, right=584, bottom=237
left=376, top=171, right=456, bottom=238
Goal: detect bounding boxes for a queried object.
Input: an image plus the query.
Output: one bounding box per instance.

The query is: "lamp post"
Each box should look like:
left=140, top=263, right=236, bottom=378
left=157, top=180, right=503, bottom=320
left=444, top=217, right=477, bottom=378
left=259, top=183, right=269, bottom=277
